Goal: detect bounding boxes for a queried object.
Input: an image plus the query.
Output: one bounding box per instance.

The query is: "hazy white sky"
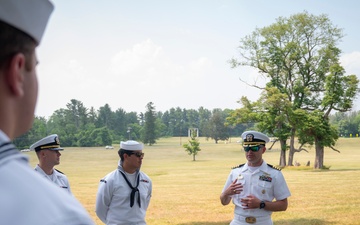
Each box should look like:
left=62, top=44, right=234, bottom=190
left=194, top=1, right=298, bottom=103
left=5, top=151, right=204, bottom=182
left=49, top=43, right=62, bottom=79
left=35, top=0, right=360, bottom=118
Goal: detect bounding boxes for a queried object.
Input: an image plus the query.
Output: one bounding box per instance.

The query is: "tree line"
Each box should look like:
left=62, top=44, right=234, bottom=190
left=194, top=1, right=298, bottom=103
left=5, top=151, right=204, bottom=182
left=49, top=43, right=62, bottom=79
left=13, top=100, right=249, bottom=149
left=13, top=98, right=360, bottom=168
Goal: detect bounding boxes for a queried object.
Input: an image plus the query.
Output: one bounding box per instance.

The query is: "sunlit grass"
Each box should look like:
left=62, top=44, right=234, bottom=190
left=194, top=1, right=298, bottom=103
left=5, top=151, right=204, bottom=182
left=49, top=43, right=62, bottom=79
left=25, top=137, right=360, bottom=225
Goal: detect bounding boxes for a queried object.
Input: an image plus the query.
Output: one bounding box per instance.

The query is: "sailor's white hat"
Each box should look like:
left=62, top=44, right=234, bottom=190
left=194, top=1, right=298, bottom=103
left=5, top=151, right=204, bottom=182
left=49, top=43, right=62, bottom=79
left=0, top=0, right=54, bottom=44
left=241, top=131, right=270, bottom=145
left=30, top=134, right=64, bottom=152
left=120, top=140, right=143, bottom=151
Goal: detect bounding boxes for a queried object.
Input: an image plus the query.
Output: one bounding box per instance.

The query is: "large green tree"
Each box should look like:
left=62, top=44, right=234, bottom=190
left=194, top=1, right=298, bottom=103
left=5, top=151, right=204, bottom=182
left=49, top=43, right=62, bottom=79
left=229, top=11, right=358, bottom=168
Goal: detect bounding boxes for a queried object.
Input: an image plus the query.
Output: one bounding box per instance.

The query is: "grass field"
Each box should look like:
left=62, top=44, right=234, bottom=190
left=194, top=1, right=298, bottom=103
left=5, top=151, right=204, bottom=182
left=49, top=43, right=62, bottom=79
left=25, top=137, right=360, bottom=225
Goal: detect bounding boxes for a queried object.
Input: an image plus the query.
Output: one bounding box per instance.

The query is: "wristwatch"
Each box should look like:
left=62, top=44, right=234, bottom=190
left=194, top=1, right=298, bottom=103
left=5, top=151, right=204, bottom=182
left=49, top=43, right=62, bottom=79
left=259, top=201, right=266, bottom=209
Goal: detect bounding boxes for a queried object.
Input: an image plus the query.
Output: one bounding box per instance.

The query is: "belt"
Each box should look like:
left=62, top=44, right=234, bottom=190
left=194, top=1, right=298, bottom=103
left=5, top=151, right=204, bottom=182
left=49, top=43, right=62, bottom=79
left=234, top=214, right=272, bottom=224
left=245, top=217, right=256, bottom=224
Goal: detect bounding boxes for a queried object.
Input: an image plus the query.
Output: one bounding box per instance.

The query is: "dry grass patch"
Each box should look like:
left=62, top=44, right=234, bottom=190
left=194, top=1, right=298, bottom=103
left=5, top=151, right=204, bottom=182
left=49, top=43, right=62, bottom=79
left=24, top=137, right=360, bottom=225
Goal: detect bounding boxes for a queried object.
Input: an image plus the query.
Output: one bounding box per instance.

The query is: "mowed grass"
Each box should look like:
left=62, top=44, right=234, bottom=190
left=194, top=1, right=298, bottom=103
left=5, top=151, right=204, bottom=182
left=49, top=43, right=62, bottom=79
left=25, top=137, right=360, bottom=225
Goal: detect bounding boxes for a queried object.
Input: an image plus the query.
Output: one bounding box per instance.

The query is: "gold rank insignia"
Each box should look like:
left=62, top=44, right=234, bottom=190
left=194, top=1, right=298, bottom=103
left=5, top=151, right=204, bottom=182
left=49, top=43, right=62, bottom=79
left=246, top=134, right=254, bottom=142
left=262, top=189, right=266, bottom=194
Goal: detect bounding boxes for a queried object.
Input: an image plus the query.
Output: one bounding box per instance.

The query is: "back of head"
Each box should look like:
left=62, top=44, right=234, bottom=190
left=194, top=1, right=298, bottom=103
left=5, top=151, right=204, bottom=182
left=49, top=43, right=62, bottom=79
left=0, top=0, right=54, bottom=69
left=0, top=0, right=54, bottom=139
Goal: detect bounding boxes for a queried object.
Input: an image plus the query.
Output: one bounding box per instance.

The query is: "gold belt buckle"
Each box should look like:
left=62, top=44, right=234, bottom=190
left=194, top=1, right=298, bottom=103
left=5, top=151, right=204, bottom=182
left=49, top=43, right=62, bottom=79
left=245, top=217, right=256, bottom=224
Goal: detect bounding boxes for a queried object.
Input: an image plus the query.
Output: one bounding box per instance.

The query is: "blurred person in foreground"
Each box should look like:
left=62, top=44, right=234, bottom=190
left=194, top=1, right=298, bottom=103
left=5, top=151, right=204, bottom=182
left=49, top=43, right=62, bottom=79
left=30, top=134, right=72, bottom=194
left=220, top=131, right=291, bottom=225
left=96, top=140, right=152, bottom=225
left=0, top=0, right=94, bottom=224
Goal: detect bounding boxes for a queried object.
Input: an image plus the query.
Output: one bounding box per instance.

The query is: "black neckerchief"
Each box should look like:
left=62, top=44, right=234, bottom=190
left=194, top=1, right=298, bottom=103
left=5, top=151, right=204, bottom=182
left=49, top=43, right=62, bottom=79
left=119, top=170, right=141, bottom=208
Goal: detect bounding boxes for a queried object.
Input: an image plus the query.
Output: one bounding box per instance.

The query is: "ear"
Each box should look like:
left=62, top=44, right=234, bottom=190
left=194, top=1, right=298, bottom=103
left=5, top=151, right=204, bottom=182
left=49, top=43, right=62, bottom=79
left=6, top=53, right=26, bottom=97
left=262, top=146, right=267, bottom=153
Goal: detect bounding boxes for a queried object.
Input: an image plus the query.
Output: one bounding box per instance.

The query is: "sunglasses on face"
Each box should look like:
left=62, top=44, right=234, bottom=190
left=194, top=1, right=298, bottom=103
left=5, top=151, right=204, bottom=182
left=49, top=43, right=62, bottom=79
left=128, top=152, right=145, bottom=158
left=244, top=145, right=262, bottom=152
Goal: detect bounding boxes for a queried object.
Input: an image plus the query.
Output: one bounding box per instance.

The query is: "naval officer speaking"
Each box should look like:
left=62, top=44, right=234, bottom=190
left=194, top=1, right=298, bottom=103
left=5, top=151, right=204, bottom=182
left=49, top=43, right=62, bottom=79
left=220, top=131, right=291, bottom=225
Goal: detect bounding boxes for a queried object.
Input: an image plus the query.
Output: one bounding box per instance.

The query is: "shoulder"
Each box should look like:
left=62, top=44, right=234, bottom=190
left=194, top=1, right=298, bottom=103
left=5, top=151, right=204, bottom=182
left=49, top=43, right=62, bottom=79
left=231, top=163, right=245, bottom=169
left=140, top=171, right=152, bottom=183
left=99, top=170, right=117, bottom=183
left=1, top=162, right=93, bottom=224
left=55, top=169, right=65, bottom=174
left=54, top=169, right=69, bottom=179
left=267, top=163, right=282, bottom=171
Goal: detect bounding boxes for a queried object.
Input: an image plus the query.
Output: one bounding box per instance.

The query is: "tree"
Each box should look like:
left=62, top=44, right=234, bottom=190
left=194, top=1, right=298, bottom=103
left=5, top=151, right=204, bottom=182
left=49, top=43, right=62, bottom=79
left=13, top=116, right=48, bottom=149
left=206, top=109, right=229, bottom=143
left=96, top=104, right=114, bottom=128
left=65, top=99, right=88, bottom=130
left=183, top=128, right=201, bottom=161
left=229, top=11, right=358, bottom=168
left=142, top=102, right=157, bottom=145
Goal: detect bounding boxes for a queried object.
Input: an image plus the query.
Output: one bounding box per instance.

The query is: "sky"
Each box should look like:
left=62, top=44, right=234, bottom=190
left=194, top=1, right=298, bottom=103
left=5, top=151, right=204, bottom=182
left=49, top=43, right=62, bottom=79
left=35, top=0, right=360, bottom=118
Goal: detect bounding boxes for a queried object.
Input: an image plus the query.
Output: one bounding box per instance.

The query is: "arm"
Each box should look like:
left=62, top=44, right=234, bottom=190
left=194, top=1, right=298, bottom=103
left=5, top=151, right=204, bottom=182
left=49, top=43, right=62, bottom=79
left=262, top=198, right=288, bottom=211
left=95, top=179, right=111, bottom=223
left=220, top=179, right=243, bottom=206
left=241, top=195, right=288, bottom=211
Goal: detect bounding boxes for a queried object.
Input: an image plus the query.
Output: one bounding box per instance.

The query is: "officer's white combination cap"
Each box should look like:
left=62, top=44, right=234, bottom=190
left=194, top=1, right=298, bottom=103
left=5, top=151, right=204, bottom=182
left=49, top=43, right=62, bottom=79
left=30, top=134, right=64, bottom=152
left=241, top=131, right=270, bottom=145
left=0, top=0, right=54, bottom=44
left=120, top=140, right=143, bottom=151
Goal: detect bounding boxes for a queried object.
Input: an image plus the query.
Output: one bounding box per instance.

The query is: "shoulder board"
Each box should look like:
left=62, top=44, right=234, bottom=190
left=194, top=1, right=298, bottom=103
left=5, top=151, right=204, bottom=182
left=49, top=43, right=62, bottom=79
left=267, top=164, right=282, bottom=171
left=232, top=163, right=245, bottom=169
left=55, top=169, right=64, bottom=174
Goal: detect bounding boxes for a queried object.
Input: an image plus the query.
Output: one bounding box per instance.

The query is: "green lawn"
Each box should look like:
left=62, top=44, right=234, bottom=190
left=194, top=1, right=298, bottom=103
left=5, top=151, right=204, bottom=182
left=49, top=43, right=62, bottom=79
left=25, top=137, right=360, bottom=225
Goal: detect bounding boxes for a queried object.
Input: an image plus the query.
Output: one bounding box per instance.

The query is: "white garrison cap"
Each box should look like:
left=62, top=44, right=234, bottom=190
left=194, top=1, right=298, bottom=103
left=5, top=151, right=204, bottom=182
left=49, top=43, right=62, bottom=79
left=0, top=0, right=54, bottom=44
left=30, top=134, right=64, bottom=152
left=241, top=131, right=270, bottom=145
left=120, top=140, right=143, bottom=151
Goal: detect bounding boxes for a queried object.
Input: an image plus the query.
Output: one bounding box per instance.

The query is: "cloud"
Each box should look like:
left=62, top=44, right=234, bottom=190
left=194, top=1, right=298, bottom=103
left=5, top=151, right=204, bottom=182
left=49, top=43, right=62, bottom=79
left=107, top=39, right=213, bottom=90
left=340, top=51, right=360, bottom=75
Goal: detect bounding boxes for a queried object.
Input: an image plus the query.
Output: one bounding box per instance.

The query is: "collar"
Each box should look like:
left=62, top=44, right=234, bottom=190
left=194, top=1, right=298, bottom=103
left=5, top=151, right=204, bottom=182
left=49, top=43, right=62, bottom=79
left=117, top=160, right=140, bottom=174
left=240, top=160, right=268, bottom=173
left=35, top=164, right=55, bottom=176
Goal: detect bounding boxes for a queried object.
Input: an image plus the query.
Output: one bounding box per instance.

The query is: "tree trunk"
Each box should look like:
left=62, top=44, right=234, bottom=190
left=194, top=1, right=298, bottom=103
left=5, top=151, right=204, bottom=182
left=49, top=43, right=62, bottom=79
left=279, top=139, right=287, bottom=167
left=287, top=133, right=295, bottom=166
left=314, top=139, right=324, bottom=169
left=193, top=154, right=196, bottom=161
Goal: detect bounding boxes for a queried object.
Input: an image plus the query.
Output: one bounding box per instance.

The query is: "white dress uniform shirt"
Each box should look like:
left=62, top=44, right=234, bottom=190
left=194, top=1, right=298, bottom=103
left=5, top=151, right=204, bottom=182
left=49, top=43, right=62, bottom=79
left=96, top=160, right=152, bottom=225
left=0, top=130, right=95, bottom=225
left=222, top=160, right=291, bottom=224
left=35, top=164, right=72, bottom=194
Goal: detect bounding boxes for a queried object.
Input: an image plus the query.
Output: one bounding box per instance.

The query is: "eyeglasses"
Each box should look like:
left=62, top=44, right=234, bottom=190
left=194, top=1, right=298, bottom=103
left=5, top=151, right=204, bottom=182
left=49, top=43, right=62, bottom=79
left=244, top=145, right=262, bottom=152
left=128, top=152, right=145, bottom=158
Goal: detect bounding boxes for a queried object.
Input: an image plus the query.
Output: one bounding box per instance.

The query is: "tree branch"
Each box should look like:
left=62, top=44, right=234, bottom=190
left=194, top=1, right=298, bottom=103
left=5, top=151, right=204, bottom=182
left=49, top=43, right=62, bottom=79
left=329, top=146, right=341, bottom=153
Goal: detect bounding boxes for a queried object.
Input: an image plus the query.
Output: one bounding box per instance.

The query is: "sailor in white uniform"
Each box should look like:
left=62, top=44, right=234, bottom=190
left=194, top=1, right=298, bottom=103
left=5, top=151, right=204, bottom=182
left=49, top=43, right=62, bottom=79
left=96, top=140, right=152, bottom=225
left=220, top=131, right=291, bottom=225
left=0, top=0, right=94, bottom=224
left=31, top=134, right=72, bottom=194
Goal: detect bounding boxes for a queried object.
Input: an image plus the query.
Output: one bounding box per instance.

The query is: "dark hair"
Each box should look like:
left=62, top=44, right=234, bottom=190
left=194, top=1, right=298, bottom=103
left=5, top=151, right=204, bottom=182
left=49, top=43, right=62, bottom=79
left=118, top=149, right=134, bottom=161
left=0, top=20, right=36, bottom=71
